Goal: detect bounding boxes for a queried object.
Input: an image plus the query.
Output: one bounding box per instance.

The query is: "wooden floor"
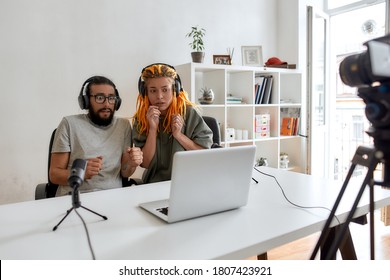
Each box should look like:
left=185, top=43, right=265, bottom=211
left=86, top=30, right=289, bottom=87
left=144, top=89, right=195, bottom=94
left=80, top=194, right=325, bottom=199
left=248, top=210, right=390, bottom=260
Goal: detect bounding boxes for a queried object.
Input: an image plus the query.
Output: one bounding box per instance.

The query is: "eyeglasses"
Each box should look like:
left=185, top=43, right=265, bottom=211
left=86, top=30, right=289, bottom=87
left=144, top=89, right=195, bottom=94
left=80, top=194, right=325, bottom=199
left=90, top=94, right=117, bottom=104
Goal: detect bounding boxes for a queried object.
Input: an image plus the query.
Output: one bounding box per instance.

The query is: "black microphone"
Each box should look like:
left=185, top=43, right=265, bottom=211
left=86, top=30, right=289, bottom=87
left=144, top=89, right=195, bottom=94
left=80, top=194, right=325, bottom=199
left=68, top=159, right=87, bottom=190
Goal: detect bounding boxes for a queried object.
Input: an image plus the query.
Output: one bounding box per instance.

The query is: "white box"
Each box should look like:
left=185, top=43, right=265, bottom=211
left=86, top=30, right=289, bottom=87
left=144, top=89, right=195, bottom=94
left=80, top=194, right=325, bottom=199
left=226, top=128, right=235, bottom=141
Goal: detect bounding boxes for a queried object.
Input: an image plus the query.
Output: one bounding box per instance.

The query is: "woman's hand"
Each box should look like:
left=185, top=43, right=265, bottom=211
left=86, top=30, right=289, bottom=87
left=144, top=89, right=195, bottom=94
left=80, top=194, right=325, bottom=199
left=171, top=114, right=184, bottom=138
left=146, top=106, right=161, bottom=131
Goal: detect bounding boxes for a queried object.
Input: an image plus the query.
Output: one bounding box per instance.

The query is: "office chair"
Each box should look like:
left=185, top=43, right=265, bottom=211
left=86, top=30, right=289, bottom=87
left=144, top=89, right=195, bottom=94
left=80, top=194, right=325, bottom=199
left=202, top=116, right=222, bottom=148
left=35, top=129, right=140, bottom=200
left=35, top=129, right=59, bottom=199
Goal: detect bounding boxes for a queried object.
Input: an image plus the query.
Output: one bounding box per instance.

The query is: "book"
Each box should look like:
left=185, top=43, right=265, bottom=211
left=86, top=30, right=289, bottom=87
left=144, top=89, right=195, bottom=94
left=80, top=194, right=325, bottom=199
left=262, top=75, right=273, bottom=104
left=227, top=95, right=243, bottom=104
left=254, top=76, right=265, bottom=104
left=280, top=108, right=300, bottom=136
left=280, top=117, right=294, bottom=136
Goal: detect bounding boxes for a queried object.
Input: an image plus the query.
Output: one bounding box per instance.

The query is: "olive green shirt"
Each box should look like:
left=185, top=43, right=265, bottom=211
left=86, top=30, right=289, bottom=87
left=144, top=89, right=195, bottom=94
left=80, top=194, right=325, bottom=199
left=132, top=106, right=213, bottom=183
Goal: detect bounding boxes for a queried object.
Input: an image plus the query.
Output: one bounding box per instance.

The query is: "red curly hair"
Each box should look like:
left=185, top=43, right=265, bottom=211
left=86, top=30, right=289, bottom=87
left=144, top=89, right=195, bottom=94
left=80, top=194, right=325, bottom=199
left=132, top=64, right=196, bottom=135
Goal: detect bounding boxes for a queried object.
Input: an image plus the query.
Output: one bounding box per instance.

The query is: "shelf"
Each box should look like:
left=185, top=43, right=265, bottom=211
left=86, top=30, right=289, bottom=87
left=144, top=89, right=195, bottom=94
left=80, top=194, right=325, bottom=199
left=175, top=62, right=305, bottom=173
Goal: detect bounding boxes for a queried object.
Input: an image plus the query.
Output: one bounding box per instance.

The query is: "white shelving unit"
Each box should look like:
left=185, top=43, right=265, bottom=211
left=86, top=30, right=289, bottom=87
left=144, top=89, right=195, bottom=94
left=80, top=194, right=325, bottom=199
left=176, top=62, right=306, bottom=173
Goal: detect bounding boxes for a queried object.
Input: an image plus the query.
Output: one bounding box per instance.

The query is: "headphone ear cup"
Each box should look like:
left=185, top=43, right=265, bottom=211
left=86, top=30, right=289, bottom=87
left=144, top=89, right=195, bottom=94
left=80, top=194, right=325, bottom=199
left=175, top=74, right=182, bottom=97
left=78, top=88, right=89, bottom=110
left=138, top=77, right=146, bottom=98
left=115, top=96, right=122, bottom=110
left=175, top=80, right=181, bottom=96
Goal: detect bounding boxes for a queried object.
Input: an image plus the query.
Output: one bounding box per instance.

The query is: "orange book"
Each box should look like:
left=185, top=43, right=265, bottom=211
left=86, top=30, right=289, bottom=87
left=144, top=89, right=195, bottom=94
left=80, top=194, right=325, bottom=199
left=280, top=117, right=294, bottom=136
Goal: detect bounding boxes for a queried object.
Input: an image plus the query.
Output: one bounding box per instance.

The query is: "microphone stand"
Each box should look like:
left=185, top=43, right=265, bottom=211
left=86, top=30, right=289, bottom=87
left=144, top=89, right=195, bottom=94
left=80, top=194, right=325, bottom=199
left=53, top=185, right=107, bottom=231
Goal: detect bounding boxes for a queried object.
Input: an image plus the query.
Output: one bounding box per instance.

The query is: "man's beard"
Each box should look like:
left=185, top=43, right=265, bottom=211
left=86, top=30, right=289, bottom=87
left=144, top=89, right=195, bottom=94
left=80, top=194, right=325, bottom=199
left=88, top=108, right=114, bottom=126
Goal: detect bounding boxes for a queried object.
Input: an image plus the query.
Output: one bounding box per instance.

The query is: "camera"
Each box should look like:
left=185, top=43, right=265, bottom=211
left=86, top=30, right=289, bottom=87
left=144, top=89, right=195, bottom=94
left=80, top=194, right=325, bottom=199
left=339, top=34, right=390, bottom=88
left=339, top=34, right=390, bottom=135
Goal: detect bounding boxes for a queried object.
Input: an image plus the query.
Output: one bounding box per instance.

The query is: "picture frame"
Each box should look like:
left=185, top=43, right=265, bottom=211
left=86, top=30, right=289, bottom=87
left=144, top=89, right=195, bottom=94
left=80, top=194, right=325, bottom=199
left=213, top=55, right=231, bottom=65
left=241, top=46, right=263, bottom=67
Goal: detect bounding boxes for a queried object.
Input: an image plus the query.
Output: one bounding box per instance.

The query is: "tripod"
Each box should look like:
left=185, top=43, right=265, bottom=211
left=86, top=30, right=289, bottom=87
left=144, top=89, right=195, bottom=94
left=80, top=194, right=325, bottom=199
left=310, top=145, right=385, bottom=260
left=53, top=188, right=108, bottom=231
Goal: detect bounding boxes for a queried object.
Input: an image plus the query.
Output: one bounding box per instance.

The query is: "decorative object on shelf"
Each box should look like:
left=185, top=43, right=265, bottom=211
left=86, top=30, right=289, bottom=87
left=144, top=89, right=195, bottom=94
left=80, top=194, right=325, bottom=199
left=235, top=129, right=243, bottom=140
left=186, top=26, right=206, bottom=63
left=213, top=55, right=231, bottom=65
left=226, top=128, right=235, bottom=141
left=227, top=47, right=234, bottom=64
left=255, top=114, right=270, bottom=138
left=198, top=87, right=215, bottom=104
left=280, top=152, right=289, bottom=169
left=242, top=129, right=249, bottom=140
left=256, top=157, right=268, bottom=167
left=241, top=45, right=263, bottom=67
left=361, top=19, right=377, bottom=35
left=264, top=57, right=296, bottom=69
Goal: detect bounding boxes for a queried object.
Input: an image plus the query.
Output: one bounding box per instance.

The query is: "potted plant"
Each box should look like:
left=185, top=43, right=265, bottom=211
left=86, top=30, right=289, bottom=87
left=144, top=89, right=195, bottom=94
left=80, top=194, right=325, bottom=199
left=280, top=152, right=289, bottom=169
left=256, top=157, right=268, bottom=167
left=186, top=26, right=206, bottom=63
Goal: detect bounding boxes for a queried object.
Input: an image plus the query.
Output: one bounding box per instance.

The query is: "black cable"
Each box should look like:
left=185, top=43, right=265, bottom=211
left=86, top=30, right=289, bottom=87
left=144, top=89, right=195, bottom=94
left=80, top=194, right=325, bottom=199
left=253, top=167, right=340, bottom=224
left=75, top=209, right=96, bottom=260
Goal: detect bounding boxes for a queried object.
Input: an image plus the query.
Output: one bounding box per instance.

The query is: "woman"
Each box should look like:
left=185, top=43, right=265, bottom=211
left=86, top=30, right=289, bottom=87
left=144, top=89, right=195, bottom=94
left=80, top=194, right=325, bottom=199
left=132, top=63, right=213, bottom=183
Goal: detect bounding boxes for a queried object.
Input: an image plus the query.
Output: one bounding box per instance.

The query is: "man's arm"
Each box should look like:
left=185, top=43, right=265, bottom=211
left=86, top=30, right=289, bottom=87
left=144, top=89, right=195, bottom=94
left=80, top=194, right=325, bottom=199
left=49, top=152, right=71, bottom=186
left=50, top=152, right=103, bottom=185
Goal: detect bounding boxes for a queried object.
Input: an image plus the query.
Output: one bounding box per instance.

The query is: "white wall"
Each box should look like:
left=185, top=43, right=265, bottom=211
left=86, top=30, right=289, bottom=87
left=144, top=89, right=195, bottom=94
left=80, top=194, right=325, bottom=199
left=0, top=0, right=280, bottom=204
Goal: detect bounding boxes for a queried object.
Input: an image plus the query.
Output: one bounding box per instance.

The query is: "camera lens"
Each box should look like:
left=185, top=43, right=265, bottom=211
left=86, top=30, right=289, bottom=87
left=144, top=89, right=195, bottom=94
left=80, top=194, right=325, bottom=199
left=339, top=52, right=372, bottom=88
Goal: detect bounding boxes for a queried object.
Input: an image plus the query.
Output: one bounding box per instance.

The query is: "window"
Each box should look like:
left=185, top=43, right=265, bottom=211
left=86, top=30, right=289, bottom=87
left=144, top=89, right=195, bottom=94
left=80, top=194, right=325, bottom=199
left=329, top=1, right=386, bottom=181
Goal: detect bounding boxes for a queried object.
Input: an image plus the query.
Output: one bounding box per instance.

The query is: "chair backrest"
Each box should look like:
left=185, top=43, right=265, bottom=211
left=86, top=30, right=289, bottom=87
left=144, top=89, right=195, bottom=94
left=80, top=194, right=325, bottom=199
left=46, top=129, right=59, bottom=198
left=202, top=116, right=222, bottom=148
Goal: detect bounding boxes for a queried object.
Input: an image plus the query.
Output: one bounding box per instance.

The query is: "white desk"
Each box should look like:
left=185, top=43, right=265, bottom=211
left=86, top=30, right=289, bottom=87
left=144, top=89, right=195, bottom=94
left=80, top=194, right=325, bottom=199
left=1, top=167, right=390, bottom=260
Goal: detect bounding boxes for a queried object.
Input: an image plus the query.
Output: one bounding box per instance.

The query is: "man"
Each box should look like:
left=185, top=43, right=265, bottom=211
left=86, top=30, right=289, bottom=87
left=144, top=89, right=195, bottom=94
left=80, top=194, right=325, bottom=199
left=50, top=76, right=142, bottom=196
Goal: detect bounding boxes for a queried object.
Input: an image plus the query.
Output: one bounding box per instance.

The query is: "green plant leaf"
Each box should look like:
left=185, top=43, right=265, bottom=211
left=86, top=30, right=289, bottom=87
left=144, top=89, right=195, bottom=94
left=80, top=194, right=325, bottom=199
left=186, top=26, right=206, bottom=52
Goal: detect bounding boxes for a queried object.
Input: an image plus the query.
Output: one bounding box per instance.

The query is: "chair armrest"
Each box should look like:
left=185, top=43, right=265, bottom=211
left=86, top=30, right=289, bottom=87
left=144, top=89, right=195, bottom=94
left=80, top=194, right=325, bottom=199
left=122, top=177, right=144, bottom=187
left=129, top=178, right=143, bottom=185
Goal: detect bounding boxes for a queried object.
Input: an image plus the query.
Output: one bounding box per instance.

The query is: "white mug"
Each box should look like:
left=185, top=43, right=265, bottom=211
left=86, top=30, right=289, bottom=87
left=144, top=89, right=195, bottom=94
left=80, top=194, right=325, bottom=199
left=235, top=129, right=243, bottom=140
left=243, top=130, right=249, bottom=140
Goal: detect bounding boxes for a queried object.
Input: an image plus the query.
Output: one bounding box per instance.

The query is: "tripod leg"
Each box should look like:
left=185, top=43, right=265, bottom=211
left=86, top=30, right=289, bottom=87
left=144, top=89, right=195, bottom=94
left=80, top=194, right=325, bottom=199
left=257, top=252, right=268, bottom=260
left=339, top=227, right=357, bottom=259
left=310, top=162, right=357, bottom=259
left=320, top=228, right=336, bottom=260
left=80, top=205, right=108, bottom=220
left=53, top=207, right=74, bottom=231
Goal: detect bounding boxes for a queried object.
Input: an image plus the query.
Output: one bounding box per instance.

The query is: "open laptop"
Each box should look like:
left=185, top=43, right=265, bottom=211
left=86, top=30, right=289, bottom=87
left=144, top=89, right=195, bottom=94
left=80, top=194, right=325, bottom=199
left=139, top=145, right=256, bottom=223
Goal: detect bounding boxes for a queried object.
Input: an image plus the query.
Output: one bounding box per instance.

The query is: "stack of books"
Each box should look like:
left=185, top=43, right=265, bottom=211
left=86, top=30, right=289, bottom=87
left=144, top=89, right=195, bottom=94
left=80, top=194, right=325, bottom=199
left=254, top=75, right=273, bottom=104
left=227, top=95, right=243, bottom=104
left=280, top=108, right=300, bottom=136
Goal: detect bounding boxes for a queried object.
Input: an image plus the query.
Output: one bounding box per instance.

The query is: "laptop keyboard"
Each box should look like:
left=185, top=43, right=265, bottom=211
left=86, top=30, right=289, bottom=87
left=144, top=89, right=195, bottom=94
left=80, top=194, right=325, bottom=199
left=157, top=207, right=169, bottom=216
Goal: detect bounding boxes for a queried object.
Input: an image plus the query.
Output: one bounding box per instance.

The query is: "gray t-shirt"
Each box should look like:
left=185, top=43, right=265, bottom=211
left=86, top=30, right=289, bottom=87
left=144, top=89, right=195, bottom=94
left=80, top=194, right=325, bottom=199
left=52, top=114, right=131, bottom=196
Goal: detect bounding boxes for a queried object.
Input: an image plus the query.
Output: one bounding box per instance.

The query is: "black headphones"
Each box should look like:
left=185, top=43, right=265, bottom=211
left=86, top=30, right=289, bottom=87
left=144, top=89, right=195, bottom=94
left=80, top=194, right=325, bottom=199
left=78, top=76, right=122, bottom=111
left=138, top=63, right=182, bottom=98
